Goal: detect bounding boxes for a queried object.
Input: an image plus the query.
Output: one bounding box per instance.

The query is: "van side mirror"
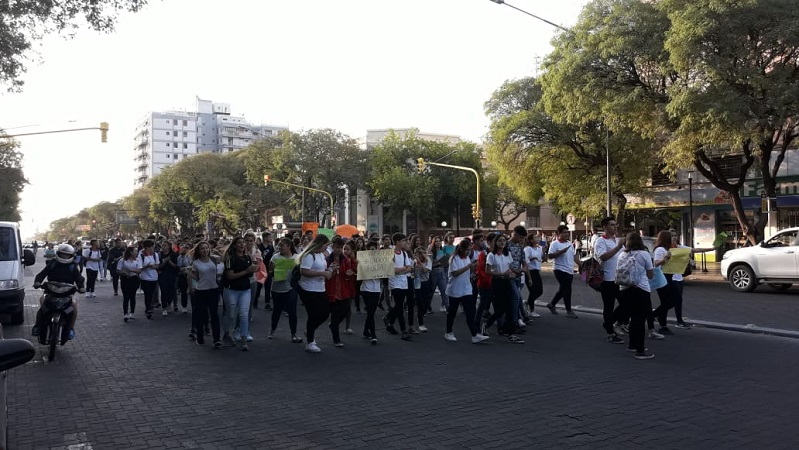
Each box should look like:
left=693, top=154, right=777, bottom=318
left=23, top=249, right=35, bottom=266
left=0, top=339, right=35, bottom=372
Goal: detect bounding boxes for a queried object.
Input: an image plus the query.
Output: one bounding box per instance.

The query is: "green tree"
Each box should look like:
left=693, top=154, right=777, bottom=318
left=485, top=76, right=654, bottom=223
left=368, top=131, right=484, bottom=233
left=0, top=135, right=26, bottom=221
left=0, top=0, right=148, bottom=91
left=540, top=0, right=799, bottom=243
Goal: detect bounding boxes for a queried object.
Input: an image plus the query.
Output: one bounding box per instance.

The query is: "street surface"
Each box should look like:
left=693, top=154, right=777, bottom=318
left=3, top=259, right=799, bottom=449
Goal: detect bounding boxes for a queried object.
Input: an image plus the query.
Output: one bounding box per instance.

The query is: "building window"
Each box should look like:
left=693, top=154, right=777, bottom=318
left=182, top=120, right=187, bottom=126
left=651, top=164, right=671, bottom=186
left=166, top=154, right=170, bottom=158
left=228, top=138, right=233, bottom=145
left=165, top=131, right=170, bottom=135
left=526, top=207, right=541, bottom=229
left=183, top=143, right=188, bottom=149
left=172, top=131, right=177, bottom=136
left=166, top=142, right=170, bottom=147
left=173, top=119, right=178, bottom=125
left=173, top=154, right=178, bottom=159
left=183, top=131, right=188, bottom=137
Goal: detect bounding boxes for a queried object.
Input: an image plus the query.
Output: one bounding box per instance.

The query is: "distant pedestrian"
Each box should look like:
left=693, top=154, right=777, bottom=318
left=117, top=246, right=141, bottom=322
left=616, top=232, right=655, bottom=360
left=298, top=234, right=333, bottom=353
left=546, top=225, right=580, bottom=318
left=444, top=238, right=489, bottom=344
left=267, top=238, right=301, bottom=343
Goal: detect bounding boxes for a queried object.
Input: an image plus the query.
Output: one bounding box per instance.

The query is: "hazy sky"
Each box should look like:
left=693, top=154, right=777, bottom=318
left=2, top=0, right=590, bottom=239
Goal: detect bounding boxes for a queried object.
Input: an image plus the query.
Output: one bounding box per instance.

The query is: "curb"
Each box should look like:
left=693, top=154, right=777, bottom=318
left=533, top=301, right=799, bottom=340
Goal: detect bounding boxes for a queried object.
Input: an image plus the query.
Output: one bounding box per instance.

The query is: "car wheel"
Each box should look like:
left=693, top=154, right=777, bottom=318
left=767, top=283, right=792, bottom=291
left=729, top=264, right=757, bottom=292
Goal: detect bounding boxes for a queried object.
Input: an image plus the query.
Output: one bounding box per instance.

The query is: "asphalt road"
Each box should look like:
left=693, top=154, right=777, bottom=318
left=3, top=260, right=798, bottom=449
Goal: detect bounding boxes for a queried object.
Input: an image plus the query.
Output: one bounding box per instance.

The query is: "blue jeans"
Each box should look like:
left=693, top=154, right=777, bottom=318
left=500, top=279, right=522, bottom=328
left=429, top=268, right=449, bottom=309
left=223, top=288, right=251, bottom=338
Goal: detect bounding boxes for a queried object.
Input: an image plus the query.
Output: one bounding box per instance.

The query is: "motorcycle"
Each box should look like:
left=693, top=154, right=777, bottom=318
left=33, top=281, right=78, bottom=361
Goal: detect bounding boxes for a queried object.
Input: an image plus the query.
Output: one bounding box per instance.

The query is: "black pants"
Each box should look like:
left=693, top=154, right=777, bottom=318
left=299, top=289, right=330, bottom=343
left=476, top=287, right=493, bottom=325
left=386, top=288, right=408, bottom=332
left=447, top=295, right=479, bottom=336
left=270, top=289, right=298, bottom=335
left=671, top=280, right=685, bottom=323
left=654, top=283, right=675, bottom=328
left=487, top=278, right=513, bottom=334
left=178, top=274, right=189, bottom=308
left=413, top=280, right=430, bottom=326
left=527, top=270, right=543, bottom=309
left=600, top=281, right=623, bottom=335
left=254, top=282, right=263, bottom=308
left=85, top=269, right=98, bottom=293
left=109, top=266, right=120, bottom=294
left=120, top=276, right=139, bottom=314
left=140, top=280, right=158, bottom=314
left=362, top=291, right=379, bottom=338
left=623, top=286, right=652, bottom=352
left=263, top=276, right=273, bottom=307
left=550, top=270, right=574, bottom=311
left=159, top=274, right=177, bottom=310
left=192, top=289, right=220, bottom=344
left=329, top=299, right=351, bottom=343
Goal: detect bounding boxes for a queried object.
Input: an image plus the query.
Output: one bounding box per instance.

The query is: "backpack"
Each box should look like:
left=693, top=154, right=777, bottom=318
left=140, top=252, right=160, bottom=268
left=579, top=257, right=604, bottom=291
left=289, top=265, right=302, bottom=290
left=615, top=252, right=637, bottom=287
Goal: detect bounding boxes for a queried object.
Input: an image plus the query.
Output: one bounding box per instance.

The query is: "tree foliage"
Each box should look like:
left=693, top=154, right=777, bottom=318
left=0, top=135, right=27, bottom=221
left=539, top=0, right=799, bottom=242
left=0, top=0, right=148, bottom=91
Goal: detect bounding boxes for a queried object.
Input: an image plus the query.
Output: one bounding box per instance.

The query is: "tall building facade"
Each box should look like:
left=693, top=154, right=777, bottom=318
left=133, top=98, right=288, bottom=187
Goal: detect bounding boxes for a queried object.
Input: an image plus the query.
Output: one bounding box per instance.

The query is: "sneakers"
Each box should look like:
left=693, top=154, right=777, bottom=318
left=507, top=335, right=525, bottom=344
left=649, top=330, right=665, bottom=340
left=530, top=311, right=541, bottom=318
left=471, top=334, right=489, bottom=344
left=246, top=335, right=254, bottom=343
left=444, top=333, right=458, bottom=342
left=383, top=317, right=398, bottom=335
left=241, top=339, right=249, bottom=351
left=371, top=337, right=378, bottom=345
left=213, top=341, right=222, bottom=349
left=68, top=330, right=76, bottom=340
left=566, top=310, right=578, bottom=319
left=181, top=307, right=188, bottom=314
left=305, top=341, right=321, bottom=353
left=606, top=334, right=624, bottom=344
left=401, top=331, right=412, bottom=341
left=173, top=307, right=179, bottom=313
left=124, top=313, right=130, bottom=323
left=345, top=329, right=354, bottom=335
left=614, top=325, right=626, bottom=336
left=634, top=351, right=655, bottom=360
left=291, top=336, right=303, bottom=344
left=627, top=347, right=648, bottom=352
left=418, top=325, right=428, bottom=332
left=334, top=341, right=344, bottom=348
left=674, top=322, right=691, bottom=329
left=162, top=310, right=168, bottom=317
left=233, top=330, right=242, bottom=341
left=409, top=327, right=420, bottom=335
left=517, top=318, right=526, bottom=328
left=546, top=303, right=558, bottom=315
left=658, top=326, right=674, bottom=335
left=222, top=334, right=236, bottom=347
left=146, top=313, right=153, bottom=320
left=439, top=306, right=448, bottom=313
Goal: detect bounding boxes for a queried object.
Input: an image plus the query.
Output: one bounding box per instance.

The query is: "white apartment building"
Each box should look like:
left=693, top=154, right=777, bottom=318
left=133, top=98, right=288, bottom=187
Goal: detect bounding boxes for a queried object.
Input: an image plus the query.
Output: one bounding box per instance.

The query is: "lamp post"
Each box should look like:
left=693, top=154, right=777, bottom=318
left=688, top=170, right=694, bottom=248
left=490, top=220, right=497, bottom=230
left=488, top=0, right=570, bottom=32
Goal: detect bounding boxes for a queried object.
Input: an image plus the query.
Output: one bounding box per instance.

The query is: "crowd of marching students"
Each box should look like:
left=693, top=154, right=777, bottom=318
left=65, top=217, right=695, bottom=359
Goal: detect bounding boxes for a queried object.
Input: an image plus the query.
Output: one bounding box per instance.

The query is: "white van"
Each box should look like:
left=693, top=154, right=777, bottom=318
left=0, top=222, right=36, bottom=324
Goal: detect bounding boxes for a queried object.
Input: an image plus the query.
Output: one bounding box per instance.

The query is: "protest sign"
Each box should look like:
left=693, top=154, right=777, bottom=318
left=662, top=248, right=691, bottom=274
left=356, top=249, right=395, bottom=280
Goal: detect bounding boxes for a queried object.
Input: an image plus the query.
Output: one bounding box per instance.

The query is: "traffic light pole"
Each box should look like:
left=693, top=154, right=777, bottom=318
left=0, top=122, right=109, bottom=142
left=417, top=158, right=481, bottom=228
left=264, top=175, right=335, bottom=227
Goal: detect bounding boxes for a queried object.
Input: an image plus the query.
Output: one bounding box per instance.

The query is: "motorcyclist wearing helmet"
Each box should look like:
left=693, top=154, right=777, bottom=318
left=32, top=243, right=85, bottom=339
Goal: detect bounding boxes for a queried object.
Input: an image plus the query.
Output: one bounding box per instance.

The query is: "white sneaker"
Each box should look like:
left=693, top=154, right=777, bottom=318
left=233, top=330, right=241, bottom=341
left=531, top=311, right=541, bottom=318
left=439, top=307, right=448, bottom=313
left=418, top=325, right=428, bottom=332
left=181, top=307, right=188, bottom=314
left=517, top=318, right=526, bottom=328
left=305, top=342, right=321, bottom=353
left=471, top=334, right=490, bottom=344
left=162, top=310, right=168, bottom=317
left=345, top=329, right=354, bottom=335
left=246, top=335, right=254, bottom=342
left=444, top=333, right=457, bottom=342
left=649, top=330, right=665, bottom=340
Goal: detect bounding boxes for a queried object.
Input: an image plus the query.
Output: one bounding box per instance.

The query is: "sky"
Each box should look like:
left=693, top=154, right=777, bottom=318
left=1, top=0, right=590, bottom=240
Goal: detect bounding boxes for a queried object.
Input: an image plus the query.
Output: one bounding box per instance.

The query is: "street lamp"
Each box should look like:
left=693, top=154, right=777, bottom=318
left=490, top=220, right=497, bottom=230
left=520, top=221, right=526, bottom=228
left=441, top=221, right=447, bottom=229
left=487, top=0, right=570, bottom=32
left=688, top=170, right=694, bottom=248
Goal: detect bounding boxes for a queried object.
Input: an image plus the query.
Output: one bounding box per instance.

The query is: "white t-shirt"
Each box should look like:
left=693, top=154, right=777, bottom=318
left=83, top=249, right=101, bottom=271
left=593, top=236, right=623, bottom=281
left=618, top=250, right=654, bottom=292
left=486, top=252, right=513, bottom=275
left=446, top=255, right=473, bottom=297
left=389, top=251, right=410, bottom=290
left=299, top=252, right=327, bottom=292
left=548, top=240, right=575, bottom=273
left=139, top=252, right=160, bottom=281
left=361, top=278, right=382, bottom=293
left=117, top=258, right=142, bottom=277
left=523, top=246, right=542, bottom=271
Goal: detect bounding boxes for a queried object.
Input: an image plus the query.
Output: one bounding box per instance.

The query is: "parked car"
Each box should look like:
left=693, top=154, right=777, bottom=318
left=0, top=323, right=35, bottom=450
left=720, top=227, right=799, bottom=292
left=0, top=222, right=36, bottom=325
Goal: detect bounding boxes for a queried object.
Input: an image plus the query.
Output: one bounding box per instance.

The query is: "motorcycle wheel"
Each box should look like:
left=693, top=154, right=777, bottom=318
left=48, top=322, right=59, bottom=361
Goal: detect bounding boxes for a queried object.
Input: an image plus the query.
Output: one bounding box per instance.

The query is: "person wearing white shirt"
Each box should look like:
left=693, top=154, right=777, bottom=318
left=546, top=225, right=580, bottom=318
left=593, top=217, right=627, bottom=343
left=298, top=234, right=333, bottom=353
left=523, top=234, right=544, bottom=318
left=616, top=232, right=655, bottom=360
left=384, top=233, right=414, bottom=342
left=83, top=240, right=102, bottom=298
left=443, top=238, right=489, bottom=344
left=485, top=235, right=525, bottom=344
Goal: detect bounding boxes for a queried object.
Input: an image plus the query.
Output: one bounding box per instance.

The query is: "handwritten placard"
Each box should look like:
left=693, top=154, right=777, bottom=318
left=662, top=248, right=691, bottom=275
left=356, top=249, right=395, bottom=280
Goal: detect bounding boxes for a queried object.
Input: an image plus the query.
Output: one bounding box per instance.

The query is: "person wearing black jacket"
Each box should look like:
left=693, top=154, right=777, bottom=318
left=259, top=232, right=275, bottom=310
left=107, top=239, right=126, bottom=296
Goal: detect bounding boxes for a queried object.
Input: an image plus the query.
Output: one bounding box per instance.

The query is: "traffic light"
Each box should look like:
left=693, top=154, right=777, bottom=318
left=471, top=203, right=479, bottom=219
left=264, top=174, right=270, bottom=185
left=100, top=122, right=109, bottom=143
left=417, top=157, right=426, bottom=174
